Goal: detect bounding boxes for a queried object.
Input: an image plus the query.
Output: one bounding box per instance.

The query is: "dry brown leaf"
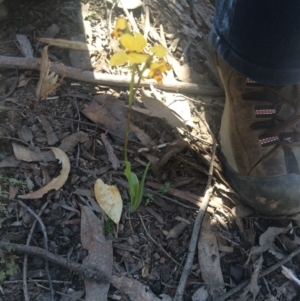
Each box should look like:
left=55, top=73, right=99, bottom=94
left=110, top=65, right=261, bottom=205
left=36, top=45, right=63, bottom=101
left=9, top=185, right=19, bottom=200
left=191, top=287, right=209, bottom=301
left=16, top=34, right=33, bottom=58
left=249, top=255, right=263, bottom=299
left=100, top=133, right=120, bottom=170
left=154, top=139, right=188, bottom=169
left=37, top=37, right=100, bottom=51
left=19, top=147, right=70, bottom=199
left=80, top=205, right=112, bottom=300
left=130, top=123, right=155, bottom=146
left=59, top=131, right=88, bottom=153
left=141, top=89, right=187, bottom=130
left=111, top=275, right=163, bottom=301
left=12, top=143, right=55, bottom=162
left=239, top=255, right=263, bottom=301
left=198, top=214, right=225, bottom=298
left=0, top=156, right=21, bottom=168
left=81, top=95, right=130, bottom=140
left=164, top=93, right=194, bottom=127
left=38, top=115, right=59, bottom=145
left=17, top=126, right=33, bottom=143
left=94, top=179, right=122, bottom=225
left=246, top=227, right=288, bottom=266
left=252, top=227, right=288, bottom=255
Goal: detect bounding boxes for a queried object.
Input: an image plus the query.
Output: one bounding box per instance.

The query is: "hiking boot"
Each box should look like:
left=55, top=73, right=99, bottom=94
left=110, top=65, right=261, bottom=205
left=212, top=53, right=300, bottom=216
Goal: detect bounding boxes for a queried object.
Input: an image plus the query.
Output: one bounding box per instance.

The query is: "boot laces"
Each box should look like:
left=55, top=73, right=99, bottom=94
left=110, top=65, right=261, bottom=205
left=245, top=80, right=300, bottom=147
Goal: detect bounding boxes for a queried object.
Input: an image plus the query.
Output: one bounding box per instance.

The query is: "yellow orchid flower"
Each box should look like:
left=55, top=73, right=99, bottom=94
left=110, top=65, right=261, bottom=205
left=110, top=31, right=150, bottom=66
left=111, top=17, right=129, bottom=39
left=148, top=60, right=172, bottom=84
left=110, top=17, right=172, bottom=84
left=110, top=50, right=150, bottom=66
left=120, top=33, right=147, bottom=53
left=150, top=45, right=167, bottom=58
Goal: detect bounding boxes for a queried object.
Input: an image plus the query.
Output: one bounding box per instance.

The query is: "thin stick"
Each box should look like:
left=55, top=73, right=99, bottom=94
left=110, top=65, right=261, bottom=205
left=173, top=188, right=212, bottom=301
left=17, top=200, right=54, bottom=300
left=0, top=55, right=223, bottom=96
left=23, top=199, right=51, bottom=301
left=138, top=213, right=182, bottom=267
left=174, top=141, right=216, bottom=301
left=0, top=242, right=162, bottom=301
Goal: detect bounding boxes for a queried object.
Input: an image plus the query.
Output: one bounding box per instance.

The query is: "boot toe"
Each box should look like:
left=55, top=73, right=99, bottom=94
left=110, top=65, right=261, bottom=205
left=224, top=158, right=300, bottom=216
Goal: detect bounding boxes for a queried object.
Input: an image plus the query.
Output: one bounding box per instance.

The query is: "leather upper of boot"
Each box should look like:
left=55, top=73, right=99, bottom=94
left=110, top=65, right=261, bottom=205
left=217, top=56, right=300, bottom=177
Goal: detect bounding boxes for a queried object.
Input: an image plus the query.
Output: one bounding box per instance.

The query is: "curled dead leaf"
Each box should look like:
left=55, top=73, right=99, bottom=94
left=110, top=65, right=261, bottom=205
left=94, top=179, right=123, bottom=225
left=19, top=147, right=70, bottom=199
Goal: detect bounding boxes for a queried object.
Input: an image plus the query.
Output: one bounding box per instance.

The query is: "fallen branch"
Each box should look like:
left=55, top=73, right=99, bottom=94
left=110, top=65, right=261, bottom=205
left=0, top=55, right=223, bottom=96
left=0, top=242, right=162, bottom=301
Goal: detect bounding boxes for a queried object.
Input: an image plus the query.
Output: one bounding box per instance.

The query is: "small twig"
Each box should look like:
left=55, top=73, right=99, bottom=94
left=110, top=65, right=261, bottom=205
left=17, top=200, right=54, bottom=300
left=73, top=98, right=81, bottom=168
left=174, top=141, right=216, bottom=301
left=138, top=213, right=182, bottom=267
left=205, top=141, right=217, bottom=191
left=213, top=246, right=300, bottom=301
left=23, top=198, right=51, bottom=301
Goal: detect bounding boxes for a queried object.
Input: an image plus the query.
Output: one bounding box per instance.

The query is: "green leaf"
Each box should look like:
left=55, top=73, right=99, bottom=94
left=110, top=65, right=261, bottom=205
left=125, top=161, right=139, bottom=206
left=129, top=162, right=150, bottom=212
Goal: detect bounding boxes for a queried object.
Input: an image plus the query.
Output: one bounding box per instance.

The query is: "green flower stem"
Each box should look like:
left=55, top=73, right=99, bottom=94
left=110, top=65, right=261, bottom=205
left=124, top=65, right=137, bottom=162
left=124, top=63, right=147, bottom=162
left=123, top=62, right=151, bottom=212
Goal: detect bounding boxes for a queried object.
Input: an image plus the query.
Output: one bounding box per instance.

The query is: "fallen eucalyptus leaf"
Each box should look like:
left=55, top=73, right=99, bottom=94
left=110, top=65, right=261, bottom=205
left=19, top=147, right=70, bottom=199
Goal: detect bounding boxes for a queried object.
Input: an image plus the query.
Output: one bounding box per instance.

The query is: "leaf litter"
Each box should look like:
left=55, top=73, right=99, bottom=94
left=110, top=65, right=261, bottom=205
left=0, top=1, right=299, bottom=301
